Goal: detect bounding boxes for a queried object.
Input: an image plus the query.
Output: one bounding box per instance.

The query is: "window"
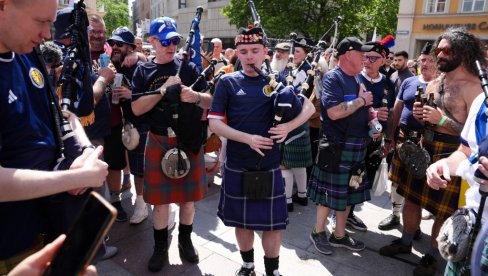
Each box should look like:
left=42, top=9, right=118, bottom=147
left=179, top=0, right=186, bottom=8
left=426, top=0, right=447, bottom=13
left=58, top=0, right=70, bottom=5
left=462, top=0, right=485, bottom=12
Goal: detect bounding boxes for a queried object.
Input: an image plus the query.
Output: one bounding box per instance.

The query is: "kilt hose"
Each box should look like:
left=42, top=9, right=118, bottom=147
left=143, top=132, right=207, bottom=205
left=280, top=123, right=313, bottom=168
left=218, top=165, right=288, bottom=231
left=307, top=137, right=371, bottom=211
left=390, top=132, right=461, bottom=221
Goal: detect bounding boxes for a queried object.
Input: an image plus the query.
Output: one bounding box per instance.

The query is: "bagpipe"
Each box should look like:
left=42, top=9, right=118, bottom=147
left=36, top=0, right=92, bottom=171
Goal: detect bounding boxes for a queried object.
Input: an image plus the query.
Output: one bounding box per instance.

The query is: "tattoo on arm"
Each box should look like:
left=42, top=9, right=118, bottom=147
left=340, top=99, right=359, bottom=111
left=444, top=117, right=464, bottom=133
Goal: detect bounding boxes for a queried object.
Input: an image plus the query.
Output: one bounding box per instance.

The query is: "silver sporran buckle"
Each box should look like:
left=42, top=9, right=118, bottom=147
left=161, top=148, right=190, bottom=179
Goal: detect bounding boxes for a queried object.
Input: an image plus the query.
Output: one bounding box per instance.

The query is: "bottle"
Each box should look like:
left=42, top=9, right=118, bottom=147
left=425, top=93, right=437, bottom=128
left=420, top=86, right=427, bottom=105
left=415, top=86, right=422, bottom=103
left=99, top=53, right=110, bottom=68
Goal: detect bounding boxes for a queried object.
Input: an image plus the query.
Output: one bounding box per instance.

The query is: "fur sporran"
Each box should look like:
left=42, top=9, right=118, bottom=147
left=398, top=140, right=431, bottom=179
left=437, top=207, right=476, bottom=262
left=121, top=120, right=140, bottom=151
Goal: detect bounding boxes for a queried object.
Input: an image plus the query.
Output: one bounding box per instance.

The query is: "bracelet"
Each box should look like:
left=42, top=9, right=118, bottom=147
left=81, top=144, right=96, bottom=152
left=195, top=92, right=201, bottom=105
left=438, top=115, right=448, bottom=126
left=358, top=96, right=366, bottom=106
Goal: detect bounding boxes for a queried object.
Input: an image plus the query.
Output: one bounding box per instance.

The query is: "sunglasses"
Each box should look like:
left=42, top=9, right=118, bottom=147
left=387, top=56, right=394, bottom=60
left=364, top=55, right=382, bottom=63
left=157, top=37, right=181, bottom=47
left=108, top=40, right=125, bottom=47
left=435, top=47, right=450, bottom=56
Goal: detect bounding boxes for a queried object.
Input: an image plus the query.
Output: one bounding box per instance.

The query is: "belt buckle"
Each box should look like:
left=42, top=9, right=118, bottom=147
left=424, top=129, right=434, bottom=142
left=167, top=127, right=176, bottom=138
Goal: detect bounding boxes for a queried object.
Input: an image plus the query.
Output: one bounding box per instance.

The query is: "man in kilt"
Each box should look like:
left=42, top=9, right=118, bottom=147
left=380, top=28, right=484, bottom=276
left=131, top=17, right=212, bottom=272
left=307, top=37, right=375, bottom=255
left=208, top=27, right=314, bottom=276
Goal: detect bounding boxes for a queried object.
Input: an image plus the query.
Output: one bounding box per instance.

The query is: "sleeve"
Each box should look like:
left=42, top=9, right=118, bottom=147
left=321, top=71, right=343, bottom=110
left=396, top=78, right=408, bottom=101
left=387, top=78, right=395, bottom=109
left=208, top=76, right=229, bottom=120
left=131, top=65, right=145, bottom=101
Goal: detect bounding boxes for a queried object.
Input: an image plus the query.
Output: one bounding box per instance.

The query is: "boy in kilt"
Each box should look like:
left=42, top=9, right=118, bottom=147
left=208, top=27, right=314, bottom=276
left=380, top=28, right=485, bottom=276
left=307, top=37, right=375, bottom=255
left=131, top=17, right=212, bottom=272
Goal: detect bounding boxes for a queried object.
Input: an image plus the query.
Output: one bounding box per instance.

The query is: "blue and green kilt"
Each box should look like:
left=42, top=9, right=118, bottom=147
left=307, top=137, right=371, bottom=211
left=280, top=123, right=313, bottom=168
left=218, top=165, right=288, bottom=231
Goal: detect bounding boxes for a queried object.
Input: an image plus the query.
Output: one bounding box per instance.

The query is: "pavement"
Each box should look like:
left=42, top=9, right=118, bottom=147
left=96, top=173, right=446, bottom=276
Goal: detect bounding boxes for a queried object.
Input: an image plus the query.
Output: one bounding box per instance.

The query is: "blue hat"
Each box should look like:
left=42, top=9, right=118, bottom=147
left=54, top=7, right=73, bottom=40
left=108, top=27, right=135, bottom=47
left=149, top=17, right=182, bottom=40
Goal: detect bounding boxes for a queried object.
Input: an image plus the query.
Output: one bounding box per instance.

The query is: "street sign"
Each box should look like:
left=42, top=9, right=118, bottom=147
left=396, top=30, right=410, bottom=35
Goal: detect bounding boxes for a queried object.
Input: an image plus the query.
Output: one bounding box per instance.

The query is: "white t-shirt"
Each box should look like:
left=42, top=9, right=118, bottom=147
left=456, top=93, right=488, bottom=221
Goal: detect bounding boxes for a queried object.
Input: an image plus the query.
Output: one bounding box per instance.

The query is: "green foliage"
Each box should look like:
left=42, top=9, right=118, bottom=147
left=97, top=0, right=130, bottom=34
left=222, top=0, right=399, bottom=42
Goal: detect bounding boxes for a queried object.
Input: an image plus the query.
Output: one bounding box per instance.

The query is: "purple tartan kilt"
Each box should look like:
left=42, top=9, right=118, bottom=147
left=218, top=165, right=289, bottom=231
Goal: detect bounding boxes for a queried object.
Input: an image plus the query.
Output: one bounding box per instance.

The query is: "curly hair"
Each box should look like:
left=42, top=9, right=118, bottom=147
left=432, top=27, right=486, bottom=76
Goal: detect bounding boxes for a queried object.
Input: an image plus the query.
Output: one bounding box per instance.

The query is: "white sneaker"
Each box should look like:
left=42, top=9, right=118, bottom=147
left=130, top=197, right=148, bottom=224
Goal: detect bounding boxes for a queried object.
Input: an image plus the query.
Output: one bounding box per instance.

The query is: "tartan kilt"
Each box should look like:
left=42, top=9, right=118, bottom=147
left=280, top=123, right=313, bottom=168
left=217, top=165, right=288, bottom=231
left=143, top=132, right=207, bottom=205
left=391, top=135, right=461, bottom=220
left=307, top=137, right=371, bottom=211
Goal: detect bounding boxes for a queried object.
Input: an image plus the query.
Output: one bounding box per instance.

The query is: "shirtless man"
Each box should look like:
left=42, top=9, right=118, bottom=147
left=379, top=28, right=485, bottom=276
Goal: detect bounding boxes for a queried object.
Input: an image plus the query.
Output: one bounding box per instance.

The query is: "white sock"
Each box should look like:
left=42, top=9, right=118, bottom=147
left=391, top=185, right=404, bottom=217
left=242, top=262, right=254, bottom=269
left=291, top=167, right=307, bottom=197
left=282, top=169, right=294, bottom=204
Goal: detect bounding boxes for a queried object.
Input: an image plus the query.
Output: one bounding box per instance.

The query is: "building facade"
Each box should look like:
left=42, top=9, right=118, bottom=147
left=136, top=0, right=236, bottom=47
left=396, top=0, right=488, bottom=57
left=58, top=0, right=105, bottom=17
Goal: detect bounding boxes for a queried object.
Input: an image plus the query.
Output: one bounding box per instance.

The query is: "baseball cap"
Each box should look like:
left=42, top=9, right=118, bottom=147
left=149, top=17, right=182, bottom=40
left=336, top=37, right=374, bottom=56
left=108, top=27, right=135, bottom=47
left=54, top=7, right=73, bottom=40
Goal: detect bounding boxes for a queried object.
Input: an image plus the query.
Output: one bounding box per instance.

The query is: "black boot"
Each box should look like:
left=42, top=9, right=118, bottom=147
left=178, top=223, right=199, bottom=263
left=148, top=228, right=168, bottom=272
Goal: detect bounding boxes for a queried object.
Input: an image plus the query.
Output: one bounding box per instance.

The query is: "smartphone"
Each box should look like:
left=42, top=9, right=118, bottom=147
left=43, top=191, right=117, bottom=276
left=207, top=42, right=214, bottom=54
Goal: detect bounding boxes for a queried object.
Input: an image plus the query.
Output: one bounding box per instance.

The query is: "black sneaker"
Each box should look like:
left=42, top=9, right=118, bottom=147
left=235, top=265, right=255, bottom=276
left=310, top=231, right=333, bottom=255
left=413, top=228, right=422, bottom=241
left=148, top=246, right=168, bottom=272
left=378, top=214, right=400, bottom=230
left=178, top=235, right=199, bottom=263
left=112, top=201, right=128, bottom=222
left=379, top=238, right=412, bottom=256
left=287, top=203, right=294, bottom=212
left=329, top=234, right=365, bottom=251
left=413, top=254, right=437, bottom=276
left=292, top=193, right=308, bottom=206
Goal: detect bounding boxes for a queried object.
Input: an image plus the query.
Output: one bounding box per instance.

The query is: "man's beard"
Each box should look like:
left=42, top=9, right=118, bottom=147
left=271, top=58, right=287, bottom=73
left=437, top=57, right=461, bottom=73
left=111, top=50, right=126, bottom=67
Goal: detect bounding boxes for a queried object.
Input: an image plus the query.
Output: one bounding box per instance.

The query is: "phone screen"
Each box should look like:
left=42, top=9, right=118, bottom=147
left=207, top=42, right=214, bottom=54
left=43, top=192, right=117, bottom=276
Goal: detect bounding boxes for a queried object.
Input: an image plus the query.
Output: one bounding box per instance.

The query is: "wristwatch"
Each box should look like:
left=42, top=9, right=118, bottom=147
left=81, top=144, right=96, bottom=152
left=160, top=86, right=167, bottom=97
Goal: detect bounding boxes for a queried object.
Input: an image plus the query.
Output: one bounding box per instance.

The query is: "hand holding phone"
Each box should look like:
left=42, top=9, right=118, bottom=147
left=207, top=42, right=214, bottom=55
left=43, top=192, right=117, bottom=276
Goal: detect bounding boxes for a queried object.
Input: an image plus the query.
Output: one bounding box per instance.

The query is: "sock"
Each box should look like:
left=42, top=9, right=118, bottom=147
left=282, top=169, right=294, bottom=204
left=153, top=227, right=168, bottom=250
left=123, top=173, right=130, bottom=184
left=109, top=192, right=120, bottom=203
left=391, top=186, right=404, bottom=217
left=427, top=247, right=440, bottom=261
left=400, top=232, right=414, bottom=245
left=291, top=167, right=307, bottom=197
left=240, top=248, right=254, bottom=268
left=178, top=223, right=193, bottom=235
left=264, top=256, right=279, bottom=276
left=312, top=226, right=322, bottom=234
left=333, top=232, right=344, bottom=239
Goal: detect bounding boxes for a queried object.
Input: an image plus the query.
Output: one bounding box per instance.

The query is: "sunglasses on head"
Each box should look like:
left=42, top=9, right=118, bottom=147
left=364, top=55, right=381, bottom=63
left=158, top=37, right=181, bottom=47
left=108, top=40, right=124, bottom=47
left=435, top=47, right=450, bottom=56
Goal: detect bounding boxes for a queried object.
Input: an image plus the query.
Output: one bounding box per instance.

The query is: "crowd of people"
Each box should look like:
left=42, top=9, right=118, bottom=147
left=2, top=0, right=488, bottom=275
